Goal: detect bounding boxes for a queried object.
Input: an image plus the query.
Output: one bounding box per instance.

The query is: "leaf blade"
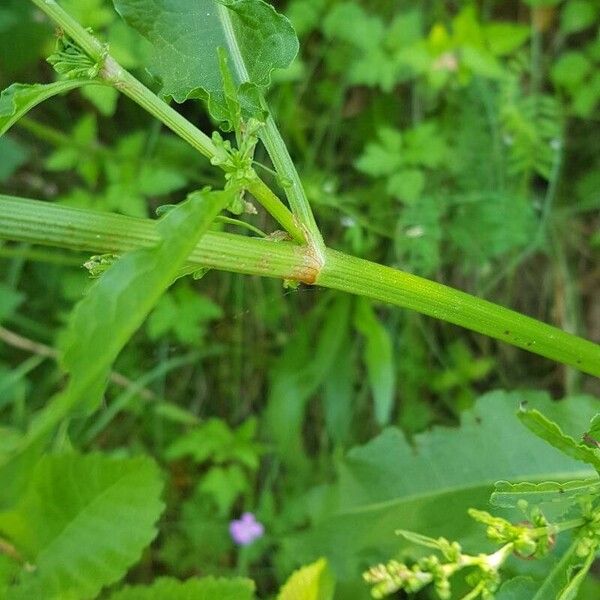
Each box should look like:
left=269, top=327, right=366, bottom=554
left=2, top=190, right=231, bottom=479
left=108, top=576, right=256, bottom=600
left=0, top=453, right=164, bottom=599
left=113, top=0, right=298, bottom=121
left=0, top=81, right=97, bottom=136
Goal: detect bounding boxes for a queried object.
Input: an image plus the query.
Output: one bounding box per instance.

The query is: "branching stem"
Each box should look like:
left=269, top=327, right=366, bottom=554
left=2, top=194, right=599, bottom=377
left=28, top=0, right=306, bottom=244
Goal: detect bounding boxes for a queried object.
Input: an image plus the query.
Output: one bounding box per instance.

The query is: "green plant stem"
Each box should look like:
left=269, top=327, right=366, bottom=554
left=259, top=112, right=325, bottom=255
left=215, top=216, right=267, bottom=237
left=28, top=0, right=306, bottom=244
left=0, top=195, right=319, bottom=283
left=2, top=194, right=600, bottom=377
left=317, top=251, right=600, bottom=377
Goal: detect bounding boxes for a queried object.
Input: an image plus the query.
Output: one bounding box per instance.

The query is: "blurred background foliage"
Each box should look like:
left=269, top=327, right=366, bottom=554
left=0, top=0, right=599, bottom=597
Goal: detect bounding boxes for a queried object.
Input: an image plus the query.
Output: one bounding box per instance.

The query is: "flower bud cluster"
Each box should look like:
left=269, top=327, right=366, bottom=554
left=210, top=119, right=263, bottom=215
left=47, top=33, right=107, bottom=80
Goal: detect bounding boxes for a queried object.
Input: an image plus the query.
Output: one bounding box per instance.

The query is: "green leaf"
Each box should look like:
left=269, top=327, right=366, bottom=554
left=529, top=537, right=593, bottom=600
left=323, top=325, right=356, bottom=445
left=491, top=478, right=600, bottom=508
left=277, top=558, right=335, bottom=600
left=496, top=577, right=540, bottom=600
left=108, top=576, right=255, bottom=599
left=484, top=22, right=530, bottom=56
left=587, top=414, right=600, bottom=439
left=147, top=284, right=223, bottom=345
left=0, top=136, right=29, bottom=182
left=0, top=283, right=23, bottom=323
left=386, top=168, right=425, bottom=203
left=113, top=0, right=298, bottom=122
left=0, top=81, right=97, bottom=136
left=198, top=465, right=249, bottom=516
left=284, top=392, right=597, bottom=585
left=551, top=52, right=592, bottom=90
left=323, top=3, right=383, bottom=51
left=557, top=548, right=596, bottom=600
left=354, top=300, right=395, bottom=426
left=0, top=453, right=164, bottom=599
left=561, top=0, right=597, bottom=34
left=355, top=128, right=403, bottom=177
left=2, top=190, right=231, bottom=474
left=81, top=84, right=119, bottom=116
left=518, top=405, right=600, bottom=471
left=166, top=417, right=264, bottom=470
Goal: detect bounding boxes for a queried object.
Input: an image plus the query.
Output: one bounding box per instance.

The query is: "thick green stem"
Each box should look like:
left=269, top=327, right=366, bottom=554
left=2, top=194, right=599, bottom=377
left=28, top=0, right=306, bottom=244
left=0, top=195, right=319, bottom=282
left=318, top=251, right=600, bottom=377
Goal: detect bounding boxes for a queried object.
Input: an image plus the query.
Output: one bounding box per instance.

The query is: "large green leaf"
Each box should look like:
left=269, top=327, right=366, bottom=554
left=284, top=391, right=598, bottom=598
left=0, top=190, right=231, bottom=503
left=0, top=81, right=97, bottom=136
left=0, top=453, right=164, bottom=599
left=112, top=0, right=298, bottom=122
left=108, top=576, right=255, bottom=599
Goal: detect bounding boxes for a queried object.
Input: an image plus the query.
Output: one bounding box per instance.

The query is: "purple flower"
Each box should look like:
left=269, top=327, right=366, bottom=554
left=229, top=512, right=264, bottom=546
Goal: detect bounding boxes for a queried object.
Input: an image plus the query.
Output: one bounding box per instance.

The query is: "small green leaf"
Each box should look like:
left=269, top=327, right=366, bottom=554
left=551, top=52, right=592, bottom=90
left=147, top=284, right=223, bottom=345
left=518, top=405, right=600, bottom=471
left=496, top=577, right=540, bottom=600
left=561, top=0, right=597, bottom=34
left=0, top=81, right=97, bottom=136
left=557, top=548, right=596, bottom=600
left=108, top=576, right=255, bottom=599
left=386, top=168, right=425, bottom=203
left=277, top=558, right=335, bottom=600
left=530, top=537, right=594, bottom=600
left=199, top=465, right=249, bottom=515
left=484, top=22, right=530, bottom=56
left=491, top=479, right=600, bottom=508
left=354, top=298, right=395, bottom=425
left=166, top=417, right=264, bottom=470
left=113, top=0, right=298, bottom=123
left=587, top=414, right=600, bottom=439
left=0, top=453, right=164, bottom=599
left=396, top=530, right=447, bottom=551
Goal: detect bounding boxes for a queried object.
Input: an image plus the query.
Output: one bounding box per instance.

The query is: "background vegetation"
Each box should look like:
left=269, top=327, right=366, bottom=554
left=0, top=0, right=599, bottom=598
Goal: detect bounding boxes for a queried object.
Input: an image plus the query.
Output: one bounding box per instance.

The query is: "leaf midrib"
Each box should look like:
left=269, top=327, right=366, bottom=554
left=36, top=463, right=155, bottom=565
left=217, top=2, right=251, bottom=83
left=336, top=468, right=595, bottom=516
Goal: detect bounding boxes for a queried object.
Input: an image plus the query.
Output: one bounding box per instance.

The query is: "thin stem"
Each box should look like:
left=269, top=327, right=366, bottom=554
left=245, top=177, right=304, bottom=242
left=28, top=0, right=305, bottom=244
left=2, top=194, right=599, bottom=377
left=259, top=112, right=325, bottom=255
left=215, top=216, right=267, bottom=238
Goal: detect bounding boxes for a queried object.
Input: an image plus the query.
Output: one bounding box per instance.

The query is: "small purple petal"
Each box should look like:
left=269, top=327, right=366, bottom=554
left=229, top=512, right=265, bottom=546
